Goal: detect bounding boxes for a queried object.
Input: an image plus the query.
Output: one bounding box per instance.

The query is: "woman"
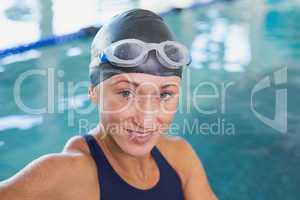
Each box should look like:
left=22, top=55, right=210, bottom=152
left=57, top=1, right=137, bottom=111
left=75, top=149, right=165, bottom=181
left=0, top=9, right=217, bottom=200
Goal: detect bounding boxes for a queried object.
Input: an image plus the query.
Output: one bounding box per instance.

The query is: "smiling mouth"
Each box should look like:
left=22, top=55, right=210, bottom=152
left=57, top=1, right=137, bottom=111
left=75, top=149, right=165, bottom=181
left=125, top=128, right=154, bottom=137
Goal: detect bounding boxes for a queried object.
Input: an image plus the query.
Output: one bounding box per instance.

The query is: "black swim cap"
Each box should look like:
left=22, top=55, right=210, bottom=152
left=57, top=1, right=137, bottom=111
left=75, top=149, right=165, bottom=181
left=89, top=9, right=183, bottom=87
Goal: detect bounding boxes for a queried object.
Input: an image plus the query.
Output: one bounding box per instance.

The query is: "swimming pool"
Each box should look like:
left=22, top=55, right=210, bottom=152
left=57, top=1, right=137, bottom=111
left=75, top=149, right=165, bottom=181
left=0, top=0, right=299, bottom=199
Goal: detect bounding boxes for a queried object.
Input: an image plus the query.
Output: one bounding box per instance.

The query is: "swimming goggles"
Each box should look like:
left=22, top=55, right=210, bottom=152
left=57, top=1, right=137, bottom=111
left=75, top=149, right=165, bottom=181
left=98, top=39, right=191, bottom=69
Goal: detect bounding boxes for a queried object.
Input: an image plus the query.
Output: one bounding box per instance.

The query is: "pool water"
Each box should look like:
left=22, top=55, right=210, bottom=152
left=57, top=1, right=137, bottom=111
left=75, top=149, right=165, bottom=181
left=0, top=0, right=300, bottom=199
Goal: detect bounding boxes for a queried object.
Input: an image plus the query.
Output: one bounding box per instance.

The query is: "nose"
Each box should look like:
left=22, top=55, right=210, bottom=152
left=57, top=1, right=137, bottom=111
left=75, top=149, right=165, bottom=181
left=133, top=94, right=158, bottom=131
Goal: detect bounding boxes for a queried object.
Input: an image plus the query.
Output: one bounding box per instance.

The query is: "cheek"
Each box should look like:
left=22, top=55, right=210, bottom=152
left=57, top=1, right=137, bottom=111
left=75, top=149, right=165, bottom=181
left=156, top=113, right=176, bottom=133
left=157, top=96, right=179, bottom=131
left=102, top=94, right=135, bottom=118
left=159, top=97, right=179, bottom=115
left=100, top=96, right=135, bottom=136
left=156, top=109, right=178, bottom=134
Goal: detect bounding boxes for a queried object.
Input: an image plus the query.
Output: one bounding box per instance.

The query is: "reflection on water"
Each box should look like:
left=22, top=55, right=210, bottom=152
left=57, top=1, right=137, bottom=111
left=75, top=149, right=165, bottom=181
left=0, top=0, right=40, bottom=49
left=52, top=0, right=135, bottom=34
left=59, top=94, right=89, bottom=111
left=66, top=47, right=82, bottom=57
left=0, top=0, right=138, bottom=48
left=191, top=9, right=250, bottom=72
left=0, top=115, right=43, bottom=132
left=0, top=0, right=220, bottom=50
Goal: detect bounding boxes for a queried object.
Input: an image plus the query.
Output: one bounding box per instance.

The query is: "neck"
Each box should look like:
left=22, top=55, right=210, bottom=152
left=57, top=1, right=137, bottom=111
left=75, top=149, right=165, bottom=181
left=94, top=128, right=156, bottom=181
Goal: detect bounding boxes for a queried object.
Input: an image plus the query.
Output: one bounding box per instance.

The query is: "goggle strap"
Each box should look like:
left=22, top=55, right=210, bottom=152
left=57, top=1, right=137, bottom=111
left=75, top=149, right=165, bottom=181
left=99, top=52, right=109, bottom=64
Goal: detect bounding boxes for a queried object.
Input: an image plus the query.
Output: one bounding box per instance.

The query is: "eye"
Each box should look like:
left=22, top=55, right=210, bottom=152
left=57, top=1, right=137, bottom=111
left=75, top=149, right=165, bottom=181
left=160, top=91, right=173, bottom=100
left=118, top=90, right=133, bottom=99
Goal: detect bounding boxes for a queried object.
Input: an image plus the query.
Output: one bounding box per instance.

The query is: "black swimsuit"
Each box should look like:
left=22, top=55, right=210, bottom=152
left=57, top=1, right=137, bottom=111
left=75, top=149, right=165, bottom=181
left=82, top=134, right=185, bottom=200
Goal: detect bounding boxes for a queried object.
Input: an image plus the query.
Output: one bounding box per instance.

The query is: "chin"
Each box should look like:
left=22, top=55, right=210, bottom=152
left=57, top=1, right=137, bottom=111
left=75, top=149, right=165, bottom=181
left=124, top=142, right=155, bottom=157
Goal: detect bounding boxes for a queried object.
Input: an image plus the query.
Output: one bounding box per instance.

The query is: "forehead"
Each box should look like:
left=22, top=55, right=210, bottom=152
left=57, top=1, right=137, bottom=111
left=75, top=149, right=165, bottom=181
left=106, top=73, right=181, bottom=87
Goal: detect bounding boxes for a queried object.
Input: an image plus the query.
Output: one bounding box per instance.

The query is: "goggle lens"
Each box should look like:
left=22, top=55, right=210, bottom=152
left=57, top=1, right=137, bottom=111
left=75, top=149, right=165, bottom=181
left=113, top=43, right=143, bottom=60
left=163, top=44, right=184, bottom=63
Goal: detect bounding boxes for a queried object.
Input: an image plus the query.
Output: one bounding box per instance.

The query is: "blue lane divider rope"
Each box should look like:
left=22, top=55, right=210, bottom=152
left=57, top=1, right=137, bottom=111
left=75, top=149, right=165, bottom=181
left=0, top=0, right=223, bottom=59
left=0, top=27, right=100, bottom=59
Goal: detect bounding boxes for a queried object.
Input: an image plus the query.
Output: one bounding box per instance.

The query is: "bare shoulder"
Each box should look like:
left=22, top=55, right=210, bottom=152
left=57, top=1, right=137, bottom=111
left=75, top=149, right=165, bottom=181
left=156, top=134, right=195, bottom=158
left=63, top=134, right=91, bottom=154
left=0, top=135, right=98, bottom=200
left=157, top=134, right=198, bottom=162
left=156, top=135, right=199, bottom=183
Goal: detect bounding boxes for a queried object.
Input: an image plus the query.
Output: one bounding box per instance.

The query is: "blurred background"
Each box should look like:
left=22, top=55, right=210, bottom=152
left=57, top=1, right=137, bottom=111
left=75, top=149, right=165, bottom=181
left=0, top=0, right=300, bottom=199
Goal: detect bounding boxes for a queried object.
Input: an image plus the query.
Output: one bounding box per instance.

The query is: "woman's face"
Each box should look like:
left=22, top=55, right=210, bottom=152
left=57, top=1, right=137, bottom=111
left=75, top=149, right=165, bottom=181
left=90, top=73, right=181, bottom=157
